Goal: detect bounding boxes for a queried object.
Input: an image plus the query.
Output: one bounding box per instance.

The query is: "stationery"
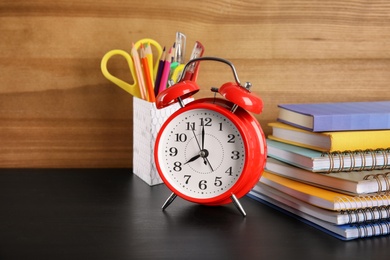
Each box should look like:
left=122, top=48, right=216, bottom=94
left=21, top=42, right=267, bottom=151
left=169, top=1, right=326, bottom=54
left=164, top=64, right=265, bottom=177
left=102, top=33, right=198, bottom=102
left=174, top=31, right=186, bottom=64
left=265, top=157, right=390, bottom=195
left=259, top=169, right=390, bottom=210
left=140, top=45, right=155, bottom=102
left=144, top=42, right=155, bottom=80
left=268, top=122, right=390, bottom=152
left=248, top=187, right=390, bottom=241
left=154, top=47, right=166, bottom=96
left=277, top=101, right=390, bottom=132
left=183, top=41, right=204, bottom=81
left=131, top=42, right=147, bottom=100
left=158, top=47, right=173, bottom=93
left=266, top=139, right=390, bottom=172
left=250, top=181, right=390, bottom=225
left=248, top=100, right=390, bottom=241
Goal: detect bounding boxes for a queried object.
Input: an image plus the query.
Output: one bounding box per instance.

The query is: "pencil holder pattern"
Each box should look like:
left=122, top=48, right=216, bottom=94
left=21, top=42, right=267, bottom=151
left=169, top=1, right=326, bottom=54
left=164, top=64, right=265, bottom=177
left=133, top=96, right=192, bottom=185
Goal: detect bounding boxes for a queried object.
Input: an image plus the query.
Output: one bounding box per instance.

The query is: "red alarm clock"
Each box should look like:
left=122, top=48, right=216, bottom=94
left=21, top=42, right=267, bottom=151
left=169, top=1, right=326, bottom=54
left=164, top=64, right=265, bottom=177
left=154, top=57, right=267, bottom=216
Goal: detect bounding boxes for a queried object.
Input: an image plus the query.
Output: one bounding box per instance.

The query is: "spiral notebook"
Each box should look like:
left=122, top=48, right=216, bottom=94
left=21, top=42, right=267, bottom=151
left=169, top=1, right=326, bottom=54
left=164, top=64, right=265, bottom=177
left=248, top=189, right=390, bottom=241
left=260, top=170, right=390, bottom=211
left=266, top=158, right=390, bottom=195
left=250, top=181, right=390, bottom=225
left=267, top=139, right=390, bottom=173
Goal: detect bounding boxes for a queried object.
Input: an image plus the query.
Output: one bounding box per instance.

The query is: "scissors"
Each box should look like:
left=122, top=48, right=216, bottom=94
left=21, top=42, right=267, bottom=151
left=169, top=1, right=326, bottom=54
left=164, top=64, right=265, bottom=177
left=101, top=38, right=163, bottom=99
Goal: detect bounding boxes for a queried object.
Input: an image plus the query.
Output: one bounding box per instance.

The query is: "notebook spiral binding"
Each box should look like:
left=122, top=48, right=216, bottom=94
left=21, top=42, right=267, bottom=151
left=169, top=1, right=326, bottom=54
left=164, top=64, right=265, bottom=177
left=363, top=172, right=390, bottom=194
left=354, top=220, right=390, bottom=238
left=321, top=148, right=390, bottom=173
left=340, top=206, right=390, bottom=223
left=336, top=193, right=390, bottom=211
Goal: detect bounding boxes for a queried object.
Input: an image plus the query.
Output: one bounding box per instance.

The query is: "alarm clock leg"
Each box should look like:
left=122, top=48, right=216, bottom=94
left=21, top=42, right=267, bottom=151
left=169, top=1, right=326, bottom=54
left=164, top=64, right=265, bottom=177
left=162, top=192, right=178, bottom=211
left=231, top=194, right=247, bottom=217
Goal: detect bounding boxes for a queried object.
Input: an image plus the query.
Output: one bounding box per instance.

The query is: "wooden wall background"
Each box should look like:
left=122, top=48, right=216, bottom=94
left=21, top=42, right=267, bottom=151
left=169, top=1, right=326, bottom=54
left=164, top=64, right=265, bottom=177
left=1, top=0, right=390, bottom=168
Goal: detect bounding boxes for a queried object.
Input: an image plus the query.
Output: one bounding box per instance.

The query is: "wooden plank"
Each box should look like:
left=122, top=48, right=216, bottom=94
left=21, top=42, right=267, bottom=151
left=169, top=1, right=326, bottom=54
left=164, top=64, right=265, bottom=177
left=1, top=0, right=390, bottom=167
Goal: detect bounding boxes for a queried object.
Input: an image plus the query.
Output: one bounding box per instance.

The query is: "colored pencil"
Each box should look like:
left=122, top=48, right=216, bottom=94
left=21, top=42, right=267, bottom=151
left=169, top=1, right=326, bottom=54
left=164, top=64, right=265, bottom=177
left=154, top=47, right=166, bottom=96
left=144, top=42, right=155, bottom=80
left=131, top=43, right=146, bottom=100
left=158, top=47, right=173, bottom=94
left=140, top=45, right=155, bottom=102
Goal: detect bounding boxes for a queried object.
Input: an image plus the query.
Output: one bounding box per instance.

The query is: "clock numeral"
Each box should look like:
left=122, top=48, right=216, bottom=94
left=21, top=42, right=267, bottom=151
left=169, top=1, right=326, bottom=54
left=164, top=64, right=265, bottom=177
left=231, top=151, right=240, bottom=160
left=200, top=117, right=212, bottom=127
left=219, top=123, right=223, bottom=131
left=214, top=176, right=222, bottom=187
left=184, top=175, right=191, bottom=184
left=186, top=122, right=196, bottom=131
left=169, top=147, right=178, bottom=157
left=227, top=134, right=235, bottom=143
left=175, top=133, right=187, bottom=142
left=173, top=161, right=182, bottom=172
left=225, top=167, right=233, bottom=176
left=199, top=180, right=207, bottom=190
left=198, top=177, right=223, bottom=190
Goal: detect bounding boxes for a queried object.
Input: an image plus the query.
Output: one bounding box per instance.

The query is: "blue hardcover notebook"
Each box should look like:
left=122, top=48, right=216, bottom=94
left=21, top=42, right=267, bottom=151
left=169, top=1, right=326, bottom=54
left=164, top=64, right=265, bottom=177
left=277, top=101, right=390, bottom=132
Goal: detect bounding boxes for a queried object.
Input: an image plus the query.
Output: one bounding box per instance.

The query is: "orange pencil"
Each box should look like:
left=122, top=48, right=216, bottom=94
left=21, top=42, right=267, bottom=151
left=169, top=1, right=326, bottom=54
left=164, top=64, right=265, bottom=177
left=140, top=45, right=156, bottom=102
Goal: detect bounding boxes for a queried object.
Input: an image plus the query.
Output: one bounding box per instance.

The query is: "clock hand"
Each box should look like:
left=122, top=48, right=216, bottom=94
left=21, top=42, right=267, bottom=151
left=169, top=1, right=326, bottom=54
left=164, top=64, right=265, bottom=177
left=204, top=157, right=214, bottom=172
left=190, top=126, right=214, bottom=171
left=184, top=154, right=201, bottom=164
left=192, top=125, right=214, bottom=171
left=200, top=125, right=214, bottom=171
left=191, top=127, right=209, bottom=165
left=191, top=127, right=202, bottom=151
left=201, top=125, right=205, bottom=150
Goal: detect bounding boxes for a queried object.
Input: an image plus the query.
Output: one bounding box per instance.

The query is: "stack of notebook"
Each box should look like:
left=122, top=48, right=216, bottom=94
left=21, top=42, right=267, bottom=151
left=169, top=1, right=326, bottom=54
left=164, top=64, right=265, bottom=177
left=248, top=101, right=390, bottom=240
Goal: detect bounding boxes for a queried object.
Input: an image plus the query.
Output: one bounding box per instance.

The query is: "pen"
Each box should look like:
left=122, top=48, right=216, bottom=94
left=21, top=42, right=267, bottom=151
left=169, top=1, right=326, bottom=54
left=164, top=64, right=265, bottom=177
left=171, top=42, right=176, bottom=63
left=140, top=45, right=155, bottom=102
left=174, top=32, right=186, bottom=64
left=131, top=42, right=147, bottom=100
left=183, top=41, right=204, bottom=81
left=158, top=47, right=173, bottom=93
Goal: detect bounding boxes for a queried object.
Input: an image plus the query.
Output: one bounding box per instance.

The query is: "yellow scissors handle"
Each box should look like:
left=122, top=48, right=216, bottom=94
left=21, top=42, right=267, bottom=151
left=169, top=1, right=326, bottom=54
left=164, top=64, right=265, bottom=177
left=133, top=38, right=163, bottom=79
left=101, top=49, right=141, bottom=98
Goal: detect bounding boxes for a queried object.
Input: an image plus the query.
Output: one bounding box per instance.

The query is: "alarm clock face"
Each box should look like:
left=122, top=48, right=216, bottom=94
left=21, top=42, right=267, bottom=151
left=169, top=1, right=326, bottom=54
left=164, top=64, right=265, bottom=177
left=155, top=105, right=247, bottom=202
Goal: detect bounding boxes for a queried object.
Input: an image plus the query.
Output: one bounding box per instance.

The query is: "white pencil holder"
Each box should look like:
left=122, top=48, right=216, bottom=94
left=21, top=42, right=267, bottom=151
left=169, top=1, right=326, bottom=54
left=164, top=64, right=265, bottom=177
left=132, top=96, right=192, bottom=185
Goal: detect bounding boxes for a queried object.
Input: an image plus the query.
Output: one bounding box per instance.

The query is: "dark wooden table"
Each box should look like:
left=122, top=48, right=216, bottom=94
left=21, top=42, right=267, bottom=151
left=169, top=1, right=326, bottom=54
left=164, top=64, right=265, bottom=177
left=0, top=169, right=388, bottom=259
